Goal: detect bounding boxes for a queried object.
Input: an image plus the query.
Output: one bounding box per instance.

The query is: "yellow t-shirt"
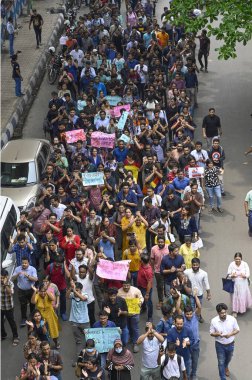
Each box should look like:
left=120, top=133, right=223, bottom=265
left=122, top=248, right=141, bottom=272
left=179, top=244, right=200, bottom=269
left=156, top=31, right=169, bottom=47
left=132, top=223, right=147, bottom=250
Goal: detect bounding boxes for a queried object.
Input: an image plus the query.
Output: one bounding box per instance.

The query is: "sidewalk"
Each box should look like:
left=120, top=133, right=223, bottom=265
left=1, top=0, right=64, bottom=147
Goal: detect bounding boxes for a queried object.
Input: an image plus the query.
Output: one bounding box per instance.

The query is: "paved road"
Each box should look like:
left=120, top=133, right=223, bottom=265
left=2, top=3, right=252, bottom=379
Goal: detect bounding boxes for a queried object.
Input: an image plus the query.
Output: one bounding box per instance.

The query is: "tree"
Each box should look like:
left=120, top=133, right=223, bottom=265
left=168, top=0, right=252, bottom=59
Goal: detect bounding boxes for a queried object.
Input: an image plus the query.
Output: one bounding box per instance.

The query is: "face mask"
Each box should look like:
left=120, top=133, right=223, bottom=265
left=115, top=347, right=123, bottom=354
left=86, top=348, right=94, bottom=353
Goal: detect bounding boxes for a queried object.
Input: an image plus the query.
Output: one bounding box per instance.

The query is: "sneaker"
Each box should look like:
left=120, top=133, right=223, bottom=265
left=208, top=207, right=216, bottom=213
left=12, top=338, right=20, bottom=346
left=20, top=319, right=26, bottom=327
left=133, top=344, right=139, bottom=353
left=200, top=67, right=204, bottom=71
left=61, top=313, right=68, bottom=321
left=217, top=207, right=224, bottom=213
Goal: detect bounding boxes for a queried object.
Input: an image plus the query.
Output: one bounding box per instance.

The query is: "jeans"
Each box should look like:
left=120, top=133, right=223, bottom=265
left=186, top=87, right=197, bottom=105
left=194, top=212, right=200, bottom=231
left=130, top=271, right=138, bottom=287
left=140, top=365, right=161, bottom=380
left=128, top=314, right=140, bottom=344
left=71, top=321, right=89, bottom=359
left=248, top=210, right=252, bottom=234
left=139, top=287, right=153, bottom=320
left=9, top=33, right=14, bottom=56
left=206, top=185, right=222, bottom=208
left=34, top=27, right=42, bottom=47
left=218, top=173, right=225, bottom=193
left=198, top=49, right=208, bottom=69
left=1, top=308, right=18, bottom=338
left=155, top=272, right=164, bottom=303
left=59, top=288, right=67, bottom=315
left=17, top=288, right=35, bottom=319
left=215, top=341, right=234, bottom=380
left=190, top=295, right=203, bottom=310
left=164, top=283, right=171, bottom=297
left=184, top=358, right=191, bottom=378
left=190, top=341, right=200, bottom=377
left=121, top=325, right=129, bottom=346
left=14, top=77, right=22, bottom=96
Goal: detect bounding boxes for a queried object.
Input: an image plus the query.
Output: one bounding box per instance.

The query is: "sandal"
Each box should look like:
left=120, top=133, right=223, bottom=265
left=12, top=338, right=20, bottom=346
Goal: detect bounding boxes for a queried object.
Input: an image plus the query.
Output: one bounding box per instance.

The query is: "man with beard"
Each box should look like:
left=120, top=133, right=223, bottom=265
left=202, top=108, right=222, bottom=148
left=184, top=258, right=211, bottom=323
left=191, top=141, right=209, bottom=168
left=210, top=303, right=240, bottom=380
left=161, top=189, right=183, bottom=234
left=208, top=138, right=226, bottom=196
left=137, top=322, right=164, bottom=380
left=167, top=315, right=194, bottom=378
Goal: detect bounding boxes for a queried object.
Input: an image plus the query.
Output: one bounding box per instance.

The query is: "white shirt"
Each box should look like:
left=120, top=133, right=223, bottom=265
left=69, top=257, right=89, bottom=272
left=184, top=268, right=210, bottom=296
left=80, top=66, right=96, bottom=78
left=142, top=337, right=160, bottom=369
left=50, top=203, right=67, bottom=220
left=143, top=194, right=162, bottom=208
left=95, top=117, right=110, bottom=131
left=210, top=315, right=239, bottom=344
left=60, top=35, right=68, bottom=45
left=134, top=64, right=148, bottom=83
left=161, top=354, right=186, bottom=378
left=70, top=49, right=84, bottom=66
left=191, top=149, right=209, bottom=168
left=7, top=22, right=15, bottom=34
left=75, top=273, right=95, bottom=304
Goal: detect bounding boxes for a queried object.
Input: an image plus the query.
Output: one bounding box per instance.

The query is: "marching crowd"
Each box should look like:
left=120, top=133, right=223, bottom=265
left=1, top=1, right=252, bottom=380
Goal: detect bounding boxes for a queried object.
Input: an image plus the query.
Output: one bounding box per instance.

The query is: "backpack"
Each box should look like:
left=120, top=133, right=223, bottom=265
left=160, top=354, right=182, bottom=380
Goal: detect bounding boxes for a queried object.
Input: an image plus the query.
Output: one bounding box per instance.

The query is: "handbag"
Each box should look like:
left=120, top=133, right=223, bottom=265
left=222, top=276, right=234, bottom=294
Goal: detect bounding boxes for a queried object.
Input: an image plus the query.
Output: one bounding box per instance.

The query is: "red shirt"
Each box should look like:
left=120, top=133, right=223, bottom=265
left=137, top=264, right=153, bottom=289
left=45, top=264, right=66, bottom=291
left=60, top=235, right=81, bottom=265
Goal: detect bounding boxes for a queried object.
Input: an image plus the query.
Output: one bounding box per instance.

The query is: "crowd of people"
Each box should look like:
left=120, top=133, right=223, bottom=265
left=1, top=1, right=252, bottom=380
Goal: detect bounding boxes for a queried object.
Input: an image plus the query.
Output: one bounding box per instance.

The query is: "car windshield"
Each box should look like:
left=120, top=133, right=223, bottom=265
left=1, top=162, right=37, bottom=186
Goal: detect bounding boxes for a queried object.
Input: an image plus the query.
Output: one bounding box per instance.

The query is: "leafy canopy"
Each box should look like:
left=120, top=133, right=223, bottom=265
left=169, top=0, right=252, bottom=59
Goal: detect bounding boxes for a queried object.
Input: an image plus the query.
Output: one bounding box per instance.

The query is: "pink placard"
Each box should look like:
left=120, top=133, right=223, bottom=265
left=96, top=259, right=130, bottom=281
left=65, top=129, right=86, bottom=143
left=91, top=132, right=115, bottom=149
left=110, top=104, right=131, bottom=118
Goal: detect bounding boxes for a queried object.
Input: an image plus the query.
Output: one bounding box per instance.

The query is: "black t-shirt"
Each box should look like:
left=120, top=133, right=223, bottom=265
left=202, top=115, right=221, bottom=137
left=31, top=14, right=43, bottom=28
left=12, top=62, right=20, bottom=78
left=102, top=297, right=128, bottom=328
left=161, top=195, right=183, bottom=213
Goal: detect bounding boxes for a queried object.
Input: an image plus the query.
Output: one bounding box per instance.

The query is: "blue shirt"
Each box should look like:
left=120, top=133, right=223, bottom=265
left=172, top=177, right=190, bottom=196
left=98, top=240, right=114, bottom=260
left=160, top=254, right=185, bottom=284
left=12, top=244, right=33, bottom=267
left=93, top=320, right=116, bottom=328
left=156, top=318, right=173, bottom=335
left=69, top=292, right=89, bottom=324
left=13, top=265, right=38, bottom=290
left=183, top=313, right=200, bottom=345
left=113, top=147, right=129, bottom=162
left=116, top=190, right=138, bottom=212
left=94, top=82, right=107, bottom=97
left=167, top=326, right=195, bottom=361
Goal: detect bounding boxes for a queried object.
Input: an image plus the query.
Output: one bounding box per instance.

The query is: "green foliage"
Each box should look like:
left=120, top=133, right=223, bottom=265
left=169, top=0, right=252, bottom=59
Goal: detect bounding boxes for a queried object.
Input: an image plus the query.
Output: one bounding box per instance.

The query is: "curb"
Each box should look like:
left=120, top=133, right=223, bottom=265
left=1, top=13, right=64, bottom=149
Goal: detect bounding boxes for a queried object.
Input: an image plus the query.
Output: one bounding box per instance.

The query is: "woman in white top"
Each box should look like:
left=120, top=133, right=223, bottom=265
left=227, top=252, right=252, bottom=317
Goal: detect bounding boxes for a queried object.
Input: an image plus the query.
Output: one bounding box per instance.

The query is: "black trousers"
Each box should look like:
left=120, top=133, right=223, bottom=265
left=34, top=27, right=42, bottom=46
left=17, top=288, right=35, bottom=319
left=198, top=49, right=208, bottom=69
left=87, top=301, right=96, bottom=327
left=1, top=308, right=18, bottom=338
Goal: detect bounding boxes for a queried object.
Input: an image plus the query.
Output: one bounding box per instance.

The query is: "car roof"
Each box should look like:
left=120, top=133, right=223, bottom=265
left=1, top=139, right=50, bottom=163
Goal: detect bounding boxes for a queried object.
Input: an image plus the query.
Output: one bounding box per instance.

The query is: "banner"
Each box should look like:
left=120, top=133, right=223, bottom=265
left=105, top=96, right=122, bottom=107
left=91, top=132, right=115, bottom=149
left=82, top=172, right=104, bottom=187
left=65, top=129, right=86, bottom=143
left=119, top=133, right=130, bottom=144
left=188, top=167, right=205, bottom=179
left=96, top=259, right=130, bottom=281
left=111, top=104, right=131, bottom=118
left=117, top=112, right=129, bottom=130
left=125, top=298, right=141, bottom=315
left=84, top=327, right=121, bottom=353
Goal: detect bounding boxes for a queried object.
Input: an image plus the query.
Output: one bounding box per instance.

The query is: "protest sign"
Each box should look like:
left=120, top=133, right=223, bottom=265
left=119, top=133, right=130, bottom=144
left=84, top=327, right=120, bottom=353
left=126, top=298, right=141, bottom=315
left=117, top=112, right=129, bottom=130
left=82, top=172, right=104, bottom=187
left=96, top=259, right=130, bottom=281
left=188, top=167, right=205, bottom=179
left=91, top=132, right=115, bottom=149
left=65, top=129, right=86, bottom=143
left=105, top=96, right=122, bottom=107
left=111, top=104, right=131, bottom=118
